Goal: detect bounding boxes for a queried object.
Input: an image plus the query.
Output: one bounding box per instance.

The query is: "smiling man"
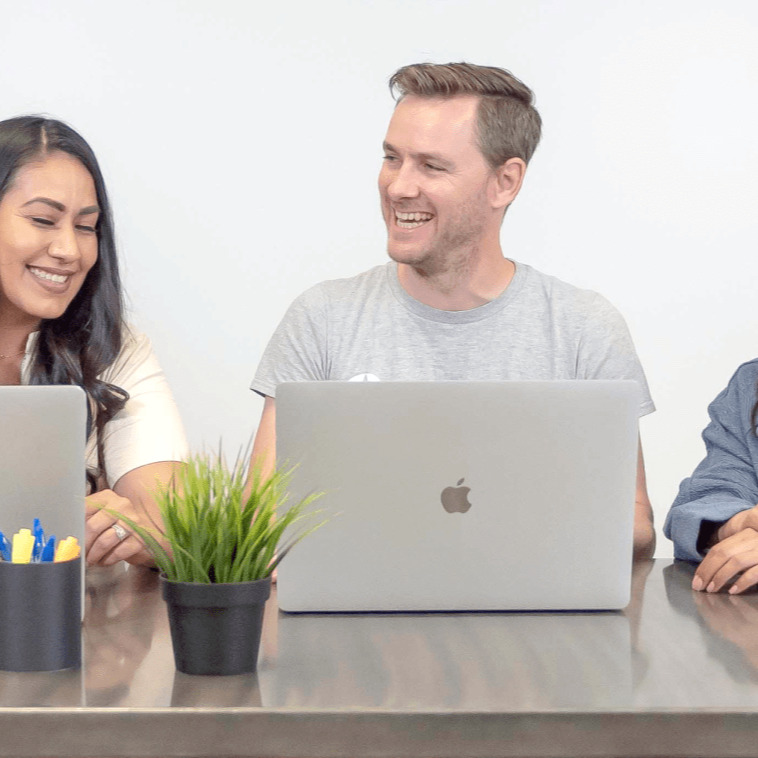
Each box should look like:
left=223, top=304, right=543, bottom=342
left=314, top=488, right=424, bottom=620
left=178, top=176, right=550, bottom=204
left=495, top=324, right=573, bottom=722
left=250, top=62, right=656, bottom=559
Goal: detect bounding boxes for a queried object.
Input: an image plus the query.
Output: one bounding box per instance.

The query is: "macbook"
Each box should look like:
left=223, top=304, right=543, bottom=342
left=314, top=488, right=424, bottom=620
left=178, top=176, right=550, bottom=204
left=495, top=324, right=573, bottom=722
left=0, top=385, right=86, bottom=559
left=276, top=381, right=639, bottom=612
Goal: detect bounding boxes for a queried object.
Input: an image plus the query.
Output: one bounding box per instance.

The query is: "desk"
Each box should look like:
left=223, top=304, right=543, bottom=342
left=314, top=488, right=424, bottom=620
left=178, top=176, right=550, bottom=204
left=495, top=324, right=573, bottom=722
left=1, top=559, right=757, bottom=758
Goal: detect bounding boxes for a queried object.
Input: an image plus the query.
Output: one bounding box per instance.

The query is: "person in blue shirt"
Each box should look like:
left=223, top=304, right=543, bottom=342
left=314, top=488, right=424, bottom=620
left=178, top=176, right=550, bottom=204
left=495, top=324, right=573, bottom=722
left=665, top=359, right=758, bottom=594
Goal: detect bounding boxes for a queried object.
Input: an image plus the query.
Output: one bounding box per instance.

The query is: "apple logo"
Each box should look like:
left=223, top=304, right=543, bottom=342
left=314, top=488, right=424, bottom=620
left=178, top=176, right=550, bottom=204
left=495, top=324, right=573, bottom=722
left=440, top=478, right=472, bottom=513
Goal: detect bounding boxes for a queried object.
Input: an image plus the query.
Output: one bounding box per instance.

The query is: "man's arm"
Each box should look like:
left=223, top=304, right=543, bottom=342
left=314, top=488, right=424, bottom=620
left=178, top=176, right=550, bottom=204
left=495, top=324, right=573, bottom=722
left=247, top=284, right=330, bottom=485
left=248, top=396, right=277, bottom=485
left=634, top=438, right=655, bottom=561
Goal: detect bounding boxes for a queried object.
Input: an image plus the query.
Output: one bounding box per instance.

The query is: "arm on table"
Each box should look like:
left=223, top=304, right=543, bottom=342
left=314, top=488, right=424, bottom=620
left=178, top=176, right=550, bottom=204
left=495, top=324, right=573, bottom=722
left=634, top=439, right=656, bottom=561
left=663, top=365, right=758, bottom=593
left=85, top=460, right=184, bottom=567
left=693, top=507, right=758, bottom=594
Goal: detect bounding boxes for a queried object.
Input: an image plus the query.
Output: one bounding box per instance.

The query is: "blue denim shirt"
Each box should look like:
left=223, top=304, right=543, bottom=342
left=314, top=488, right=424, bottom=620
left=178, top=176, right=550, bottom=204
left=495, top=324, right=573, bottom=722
left=665, top=359, right=758, bottom=561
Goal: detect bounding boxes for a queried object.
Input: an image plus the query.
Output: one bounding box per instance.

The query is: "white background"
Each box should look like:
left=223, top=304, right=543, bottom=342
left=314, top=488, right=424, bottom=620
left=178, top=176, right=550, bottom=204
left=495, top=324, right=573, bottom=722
left=2, top=0, right=757, bottom=558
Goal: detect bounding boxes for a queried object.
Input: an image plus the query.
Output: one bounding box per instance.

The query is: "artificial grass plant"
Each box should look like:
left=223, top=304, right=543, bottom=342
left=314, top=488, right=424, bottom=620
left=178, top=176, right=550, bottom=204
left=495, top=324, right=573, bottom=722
left=109, top=450, right=325, bottom=584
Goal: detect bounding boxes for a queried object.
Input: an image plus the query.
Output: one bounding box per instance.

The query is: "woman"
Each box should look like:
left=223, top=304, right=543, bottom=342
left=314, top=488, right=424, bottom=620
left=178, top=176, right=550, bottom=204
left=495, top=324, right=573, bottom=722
left=665, top=359, right=758, bottom=594
left=0, top=115, right=187, bottom=566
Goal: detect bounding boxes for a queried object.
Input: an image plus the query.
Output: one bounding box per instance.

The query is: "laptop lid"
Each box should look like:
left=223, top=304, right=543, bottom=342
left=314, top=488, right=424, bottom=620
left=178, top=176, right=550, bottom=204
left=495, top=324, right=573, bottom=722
left=276, top=381, right=639, bottom=612
left=0, top=386, right=86, bottom=557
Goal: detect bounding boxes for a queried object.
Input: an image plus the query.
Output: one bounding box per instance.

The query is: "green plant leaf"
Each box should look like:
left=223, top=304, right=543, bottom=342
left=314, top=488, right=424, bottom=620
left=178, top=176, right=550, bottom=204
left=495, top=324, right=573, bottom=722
left=106, top=449, right=328, bottom=583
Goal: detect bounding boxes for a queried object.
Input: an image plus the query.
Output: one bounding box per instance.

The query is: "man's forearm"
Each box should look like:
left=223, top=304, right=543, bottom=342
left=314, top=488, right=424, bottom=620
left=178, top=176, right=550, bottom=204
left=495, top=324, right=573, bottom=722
left=633, top=513, right=655, bottom=561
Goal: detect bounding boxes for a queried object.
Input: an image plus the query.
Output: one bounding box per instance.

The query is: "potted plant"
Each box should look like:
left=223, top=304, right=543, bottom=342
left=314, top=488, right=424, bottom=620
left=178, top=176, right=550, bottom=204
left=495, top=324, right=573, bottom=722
left=110, top=450, right=324, bottom=675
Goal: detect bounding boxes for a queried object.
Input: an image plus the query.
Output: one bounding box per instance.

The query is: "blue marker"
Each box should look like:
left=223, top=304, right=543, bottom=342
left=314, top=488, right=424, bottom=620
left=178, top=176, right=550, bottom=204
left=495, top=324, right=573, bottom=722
left=32, top=518, right=45, bottom=562
left=40, top=536, right=56, bottom=562
left=0, top=531, right=10, bottom=561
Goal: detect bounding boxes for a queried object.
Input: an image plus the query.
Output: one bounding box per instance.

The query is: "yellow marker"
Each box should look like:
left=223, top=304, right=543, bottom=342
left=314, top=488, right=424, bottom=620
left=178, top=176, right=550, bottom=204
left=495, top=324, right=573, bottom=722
left=11, top=529, right=34, bottom=563
left=54, top=536, right=80, bottom=563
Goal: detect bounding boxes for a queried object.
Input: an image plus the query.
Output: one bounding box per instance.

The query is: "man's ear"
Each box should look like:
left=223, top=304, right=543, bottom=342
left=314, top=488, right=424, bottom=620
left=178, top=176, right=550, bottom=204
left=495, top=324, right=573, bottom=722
left=489, top=157, right=527, bottom=210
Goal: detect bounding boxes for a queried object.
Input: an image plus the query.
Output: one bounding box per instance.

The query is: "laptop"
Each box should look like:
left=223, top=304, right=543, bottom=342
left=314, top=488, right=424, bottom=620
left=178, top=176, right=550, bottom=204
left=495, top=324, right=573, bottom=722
left=0, top=386, right=86, bottom=561
left=275, top=381, right=639, bottom=612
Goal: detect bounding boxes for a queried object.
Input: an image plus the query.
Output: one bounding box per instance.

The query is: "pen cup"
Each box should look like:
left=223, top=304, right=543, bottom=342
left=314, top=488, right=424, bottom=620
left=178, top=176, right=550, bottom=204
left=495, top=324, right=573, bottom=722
left=0, top=557, right=81, bottom=671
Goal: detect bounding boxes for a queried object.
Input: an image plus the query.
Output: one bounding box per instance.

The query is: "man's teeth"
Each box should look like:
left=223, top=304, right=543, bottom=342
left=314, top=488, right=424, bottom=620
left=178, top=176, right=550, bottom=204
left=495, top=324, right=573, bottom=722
left=29, top=267, right=69, bottom=284
left=396, top=211, right=433, bottom=228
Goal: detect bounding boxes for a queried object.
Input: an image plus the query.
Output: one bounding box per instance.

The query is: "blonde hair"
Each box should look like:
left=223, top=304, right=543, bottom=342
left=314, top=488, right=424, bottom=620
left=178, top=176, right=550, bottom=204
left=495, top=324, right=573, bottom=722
left=389, top=62, right=542, bottom=167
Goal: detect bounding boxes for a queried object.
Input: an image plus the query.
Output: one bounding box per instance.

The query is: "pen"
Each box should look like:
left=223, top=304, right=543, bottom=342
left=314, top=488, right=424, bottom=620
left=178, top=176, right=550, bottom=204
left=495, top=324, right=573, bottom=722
left=40, top=535, right=56, bottom=562
left=32, top=518, right=45, bottom=562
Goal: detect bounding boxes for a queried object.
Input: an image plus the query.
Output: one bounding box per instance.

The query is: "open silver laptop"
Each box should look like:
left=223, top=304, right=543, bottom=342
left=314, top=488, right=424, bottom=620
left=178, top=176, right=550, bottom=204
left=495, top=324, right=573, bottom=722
left=0, top=386, right=86, bottom=557
left=276, top=381, right=639, bottom=612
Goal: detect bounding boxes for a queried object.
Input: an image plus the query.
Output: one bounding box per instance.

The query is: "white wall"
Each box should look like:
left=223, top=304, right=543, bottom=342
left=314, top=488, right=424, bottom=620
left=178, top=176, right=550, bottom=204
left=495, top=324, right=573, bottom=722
left=2, top=0, right=757, bottom=557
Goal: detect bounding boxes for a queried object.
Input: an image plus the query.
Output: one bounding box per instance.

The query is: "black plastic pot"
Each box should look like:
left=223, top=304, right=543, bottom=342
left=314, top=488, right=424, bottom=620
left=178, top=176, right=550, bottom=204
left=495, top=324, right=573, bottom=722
left=160, top=575, right=271, bottom=676
left=0, top=558, right=81, bottom=671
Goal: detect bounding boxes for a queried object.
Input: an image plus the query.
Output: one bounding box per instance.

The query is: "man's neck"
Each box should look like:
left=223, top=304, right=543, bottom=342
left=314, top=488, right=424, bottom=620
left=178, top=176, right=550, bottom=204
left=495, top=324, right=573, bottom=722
left=397, top=254, right=515, bottom=311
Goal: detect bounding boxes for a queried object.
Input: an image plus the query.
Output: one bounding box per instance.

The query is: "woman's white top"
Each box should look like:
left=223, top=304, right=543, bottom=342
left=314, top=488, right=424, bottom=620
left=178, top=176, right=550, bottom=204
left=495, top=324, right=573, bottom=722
left=21, top=328, right=189, bottom=488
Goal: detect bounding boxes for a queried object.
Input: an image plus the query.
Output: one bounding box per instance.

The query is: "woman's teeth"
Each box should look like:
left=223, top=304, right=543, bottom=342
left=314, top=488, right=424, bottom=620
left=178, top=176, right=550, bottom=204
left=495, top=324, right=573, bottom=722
left=29, top=267, right=69, bottom=284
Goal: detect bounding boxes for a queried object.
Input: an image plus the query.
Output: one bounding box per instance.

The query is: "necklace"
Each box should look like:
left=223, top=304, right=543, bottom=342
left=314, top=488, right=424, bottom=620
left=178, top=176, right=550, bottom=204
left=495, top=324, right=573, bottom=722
left=0, top=349, right=25, bottom=360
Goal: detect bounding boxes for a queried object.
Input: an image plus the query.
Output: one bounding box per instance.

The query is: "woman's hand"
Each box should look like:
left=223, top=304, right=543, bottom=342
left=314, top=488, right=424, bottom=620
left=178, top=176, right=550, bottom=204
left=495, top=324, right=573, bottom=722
left=85, top=461, right=182, bottom=567
left=693, top=526, right=758, bottom=595
left=715, top=504, right=758, bottom=542
left=85, top=490, right=155, bottom=566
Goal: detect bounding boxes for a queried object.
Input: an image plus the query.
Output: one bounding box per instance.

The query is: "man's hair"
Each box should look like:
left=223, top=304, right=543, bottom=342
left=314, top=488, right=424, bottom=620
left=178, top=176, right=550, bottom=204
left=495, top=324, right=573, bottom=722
left=389, top=62, right=542, bottom=168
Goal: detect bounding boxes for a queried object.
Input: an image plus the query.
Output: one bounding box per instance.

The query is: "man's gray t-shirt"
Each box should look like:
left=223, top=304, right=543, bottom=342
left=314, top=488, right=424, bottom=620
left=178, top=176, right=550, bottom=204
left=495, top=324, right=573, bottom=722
left=251, top=261, right=654, bottom=416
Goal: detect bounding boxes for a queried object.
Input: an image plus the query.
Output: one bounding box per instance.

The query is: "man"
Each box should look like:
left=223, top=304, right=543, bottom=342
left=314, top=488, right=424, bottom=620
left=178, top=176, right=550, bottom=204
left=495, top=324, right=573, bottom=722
left=250, top=62, right=656, bottom=559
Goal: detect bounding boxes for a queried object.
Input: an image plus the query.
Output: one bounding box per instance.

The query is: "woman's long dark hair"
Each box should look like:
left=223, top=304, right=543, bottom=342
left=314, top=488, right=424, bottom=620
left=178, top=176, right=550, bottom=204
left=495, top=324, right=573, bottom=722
left=0, top=116, right=128, bottom=489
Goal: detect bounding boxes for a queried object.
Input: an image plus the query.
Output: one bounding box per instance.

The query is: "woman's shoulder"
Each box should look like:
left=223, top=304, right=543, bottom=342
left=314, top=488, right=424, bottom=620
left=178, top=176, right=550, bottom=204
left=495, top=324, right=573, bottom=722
left=708, top=358, right=758, bottom=421
left=117, top=324, right=153, bottom=355
left=99, top=325, right=160, bottom=384
left=723, top=358, right=758, bottom=394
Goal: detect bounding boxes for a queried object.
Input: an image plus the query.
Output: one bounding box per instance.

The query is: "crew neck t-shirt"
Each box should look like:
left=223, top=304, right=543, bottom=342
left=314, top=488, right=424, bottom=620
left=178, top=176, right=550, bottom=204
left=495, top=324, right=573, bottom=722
left=251, top=260, right=654, bottom=417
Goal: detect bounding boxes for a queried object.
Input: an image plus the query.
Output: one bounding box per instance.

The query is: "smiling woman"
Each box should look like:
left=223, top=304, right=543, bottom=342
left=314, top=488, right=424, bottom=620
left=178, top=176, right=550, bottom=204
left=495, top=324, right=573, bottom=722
left=0, top=153, right=99, bottom=328
left=0, top=116, right=188, bottom=567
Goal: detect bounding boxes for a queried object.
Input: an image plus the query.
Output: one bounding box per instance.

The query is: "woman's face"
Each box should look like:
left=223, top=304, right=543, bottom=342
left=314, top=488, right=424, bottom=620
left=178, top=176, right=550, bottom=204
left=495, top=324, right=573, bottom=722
left=0, top=151, right=99, bottom=328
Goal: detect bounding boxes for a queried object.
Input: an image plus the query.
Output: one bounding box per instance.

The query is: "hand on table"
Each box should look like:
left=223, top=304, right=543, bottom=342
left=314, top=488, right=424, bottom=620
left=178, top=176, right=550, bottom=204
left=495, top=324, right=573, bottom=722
left=715, top=504, right=758, bottom=541
left=692, top=526, right=758, bottom=595
left=85, top=489, right=155, bottom=567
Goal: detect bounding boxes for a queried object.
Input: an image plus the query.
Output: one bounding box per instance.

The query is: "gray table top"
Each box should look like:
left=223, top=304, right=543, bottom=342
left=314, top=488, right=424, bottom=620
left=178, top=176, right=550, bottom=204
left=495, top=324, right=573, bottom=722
left=2, top=558, right=758, bottom=758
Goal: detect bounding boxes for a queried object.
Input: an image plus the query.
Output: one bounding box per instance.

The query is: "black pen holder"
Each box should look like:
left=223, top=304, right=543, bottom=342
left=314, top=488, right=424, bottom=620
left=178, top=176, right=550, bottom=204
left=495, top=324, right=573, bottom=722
left=0, top=558, right=81, bottom=671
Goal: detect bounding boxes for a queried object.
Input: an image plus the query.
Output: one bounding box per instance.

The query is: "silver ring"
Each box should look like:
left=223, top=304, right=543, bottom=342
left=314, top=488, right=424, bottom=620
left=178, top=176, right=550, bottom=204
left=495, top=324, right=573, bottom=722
left=112, top=523, right=128, bottom=541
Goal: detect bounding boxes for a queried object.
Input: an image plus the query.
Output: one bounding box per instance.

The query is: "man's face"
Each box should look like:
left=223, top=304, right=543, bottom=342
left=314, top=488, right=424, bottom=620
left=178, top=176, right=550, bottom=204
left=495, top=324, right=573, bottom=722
left=378, top=95, right=499, bottom=275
